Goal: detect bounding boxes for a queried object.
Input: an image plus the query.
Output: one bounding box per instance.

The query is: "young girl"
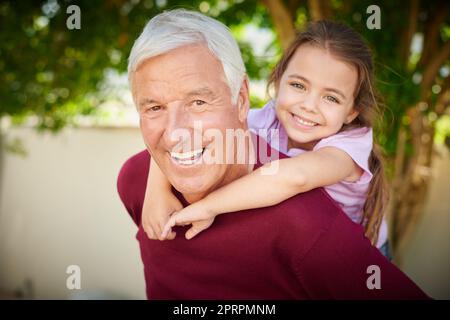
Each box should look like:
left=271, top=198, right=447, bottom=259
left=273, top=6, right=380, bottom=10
left=143, top=20, right=390, bottom=255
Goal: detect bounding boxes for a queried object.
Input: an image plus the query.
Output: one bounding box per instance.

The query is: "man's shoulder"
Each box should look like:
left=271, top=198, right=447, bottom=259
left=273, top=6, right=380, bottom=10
left=119, top=149, right=150, bottom=176
left=260, top=188, right=354, bottom=258
left=274, top=187, right=345, bottom=228
left=116, top=150, right=149, bottom=226
left=254, top=144, right=353, bottom=255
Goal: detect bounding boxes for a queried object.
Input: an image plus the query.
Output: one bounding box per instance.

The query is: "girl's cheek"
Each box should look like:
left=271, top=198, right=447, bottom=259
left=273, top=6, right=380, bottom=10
left=276, top=89, right=297, bottom=108
left=320, top=108, right=340, bottom=127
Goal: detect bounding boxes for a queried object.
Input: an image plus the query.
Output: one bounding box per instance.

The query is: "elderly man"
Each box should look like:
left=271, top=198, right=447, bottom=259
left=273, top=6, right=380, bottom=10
left=117, top=9, right=428, bottom=299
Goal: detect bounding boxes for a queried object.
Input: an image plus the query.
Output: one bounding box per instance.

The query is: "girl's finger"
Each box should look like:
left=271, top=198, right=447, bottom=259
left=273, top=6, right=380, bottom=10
left=165, top=231, right=176, bottom=240
left=161, top=220, right=173, bottom=239
left=185, top=225, right=204, bottom=240
left=145, top=225, right=156, bottom=239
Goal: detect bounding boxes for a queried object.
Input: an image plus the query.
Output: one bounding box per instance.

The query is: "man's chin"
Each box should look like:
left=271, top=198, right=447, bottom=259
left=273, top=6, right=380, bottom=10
left=160, top=159, right=223, bottom=200
left=168, top=176, right=212, bottom=198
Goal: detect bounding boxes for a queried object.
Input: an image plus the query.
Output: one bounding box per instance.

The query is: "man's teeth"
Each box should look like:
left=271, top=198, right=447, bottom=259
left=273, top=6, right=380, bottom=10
left=171, top=148, right=204, bottom=164
left=294, top=114, right=317, bottom=127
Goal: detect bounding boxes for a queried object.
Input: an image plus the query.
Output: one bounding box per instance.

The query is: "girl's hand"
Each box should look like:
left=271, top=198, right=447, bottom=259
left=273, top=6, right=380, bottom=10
left=142, top=190, right=183, bottom=241
left=161, top=201, right=216, bottom=240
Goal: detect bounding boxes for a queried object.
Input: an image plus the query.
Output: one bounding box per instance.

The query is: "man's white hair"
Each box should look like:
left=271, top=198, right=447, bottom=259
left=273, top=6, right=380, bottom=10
left=128, top=9, right=246, bottom=104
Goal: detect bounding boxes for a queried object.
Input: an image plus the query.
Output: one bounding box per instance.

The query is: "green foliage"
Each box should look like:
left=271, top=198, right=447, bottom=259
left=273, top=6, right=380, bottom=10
left=0, top=0, right=270, bottom=131
left=1, top=0, right=449, bottom=158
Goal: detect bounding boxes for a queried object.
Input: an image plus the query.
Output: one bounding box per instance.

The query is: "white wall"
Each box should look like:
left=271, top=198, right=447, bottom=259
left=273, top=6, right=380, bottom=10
left=0, top=127, right=147, bottom=299
left=0, top=126, right=449, bottom=299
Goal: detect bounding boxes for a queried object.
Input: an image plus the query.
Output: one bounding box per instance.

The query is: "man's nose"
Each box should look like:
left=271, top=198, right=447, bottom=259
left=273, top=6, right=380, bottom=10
left=163, top=103, right=192, bottom=150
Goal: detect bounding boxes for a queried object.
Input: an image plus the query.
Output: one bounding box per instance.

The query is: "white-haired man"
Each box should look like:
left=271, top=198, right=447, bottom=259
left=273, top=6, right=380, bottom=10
left=117, top=9, right=428, bottom=299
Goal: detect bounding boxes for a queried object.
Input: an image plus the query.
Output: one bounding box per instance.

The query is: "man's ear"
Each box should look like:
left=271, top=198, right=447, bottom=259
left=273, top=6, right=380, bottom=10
left=236, top=75, right=250, bottom=124
left=345, top=108, right=360, bottom=124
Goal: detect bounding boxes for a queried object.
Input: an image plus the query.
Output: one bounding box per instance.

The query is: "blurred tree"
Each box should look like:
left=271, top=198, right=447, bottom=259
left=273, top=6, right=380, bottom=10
left=1, top=0, right=449, bottom=260
left=0, top=0, right=274, bottom=131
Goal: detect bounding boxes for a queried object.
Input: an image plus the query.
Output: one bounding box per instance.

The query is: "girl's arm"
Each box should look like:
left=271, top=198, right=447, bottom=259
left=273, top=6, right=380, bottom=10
left=203, top=146, right=361, bottom=214
left=162, top=146, right=362, bottom=239
left=142, top=156, right=182, bottom=240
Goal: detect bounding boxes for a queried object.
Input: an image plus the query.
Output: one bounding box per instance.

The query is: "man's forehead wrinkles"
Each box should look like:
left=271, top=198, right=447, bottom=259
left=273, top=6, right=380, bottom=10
left=147, top=76, right=217, bottom=94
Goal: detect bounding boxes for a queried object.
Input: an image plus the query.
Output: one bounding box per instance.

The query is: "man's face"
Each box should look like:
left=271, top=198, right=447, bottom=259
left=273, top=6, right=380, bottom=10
left=132, top=44, right=248, bottom=198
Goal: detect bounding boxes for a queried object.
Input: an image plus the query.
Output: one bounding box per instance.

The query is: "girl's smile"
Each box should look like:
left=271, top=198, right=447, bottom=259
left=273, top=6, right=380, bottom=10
left=289, top=112, right=320, bottom=130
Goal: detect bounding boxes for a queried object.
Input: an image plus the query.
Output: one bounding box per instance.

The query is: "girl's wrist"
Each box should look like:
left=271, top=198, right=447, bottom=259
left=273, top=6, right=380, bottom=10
left=198, top=196, right=218, bottom=217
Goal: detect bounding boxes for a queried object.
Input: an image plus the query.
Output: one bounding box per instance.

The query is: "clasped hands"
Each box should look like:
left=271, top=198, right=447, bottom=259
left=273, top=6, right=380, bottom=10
left=142, top=192, right=216, bottom=241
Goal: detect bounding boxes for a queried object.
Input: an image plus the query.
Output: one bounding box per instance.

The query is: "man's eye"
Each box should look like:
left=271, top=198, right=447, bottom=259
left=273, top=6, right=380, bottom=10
left=325, top=96, right=340, bottom=104
left=193, top=100, right=206, bottom=106
left=148, top=105, right=162, bottom=112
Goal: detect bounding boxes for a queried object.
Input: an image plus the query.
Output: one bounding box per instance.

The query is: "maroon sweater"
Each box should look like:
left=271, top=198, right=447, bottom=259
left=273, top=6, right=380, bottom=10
left=117, top=147, right=429, bottom=300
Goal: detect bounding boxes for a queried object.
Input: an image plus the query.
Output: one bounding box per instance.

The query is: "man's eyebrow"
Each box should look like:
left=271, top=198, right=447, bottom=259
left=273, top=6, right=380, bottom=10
left=186, top=87, right=215, bottom=98
left=138, top=98, right=158, bottom=108
left=287, top=74, right=347, bottom=100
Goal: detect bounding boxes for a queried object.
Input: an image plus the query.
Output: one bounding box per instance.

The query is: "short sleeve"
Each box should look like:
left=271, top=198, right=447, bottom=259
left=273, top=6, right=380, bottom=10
left=314, top=127, right=373, bottom=184
left=247, top=100, right=278, bottom=131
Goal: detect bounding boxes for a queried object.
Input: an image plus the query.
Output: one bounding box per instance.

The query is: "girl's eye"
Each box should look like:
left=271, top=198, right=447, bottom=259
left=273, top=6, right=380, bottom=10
left=325, top=95, right=340, bottom=104
left=290, top=82, right=305, bottom=90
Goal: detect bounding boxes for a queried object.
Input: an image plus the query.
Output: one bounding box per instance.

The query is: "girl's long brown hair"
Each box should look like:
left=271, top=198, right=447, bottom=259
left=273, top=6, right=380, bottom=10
left=268, top=20, right=388, bottom=245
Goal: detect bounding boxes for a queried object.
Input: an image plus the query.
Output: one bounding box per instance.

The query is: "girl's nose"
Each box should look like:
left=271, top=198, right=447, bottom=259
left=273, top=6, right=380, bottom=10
left=299, top=94, right=319, bottom=114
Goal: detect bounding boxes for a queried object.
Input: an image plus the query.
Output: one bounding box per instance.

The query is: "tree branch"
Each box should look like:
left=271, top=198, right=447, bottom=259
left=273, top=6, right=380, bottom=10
left=260, top=0, right=296, bottom=51
left=401, top=0, right=419, bottom=64
left=287, top=0, right=302, bottom=20
left=435, top=77, right=450, bottom=116
left=418, top=4, right=450, bottom=68
left=307, top=0, right=332, bottom=21
left=421, top=41, right=450, bottom=96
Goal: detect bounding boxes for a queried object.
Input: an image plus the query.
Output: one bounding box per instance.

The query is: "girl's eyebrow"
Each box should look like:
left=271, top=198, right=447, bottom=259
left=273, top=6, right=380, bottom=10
left=288, top=74, right=310, bottom=84
left=324, top=87, right=346, bottom=100
left=288, top=73, right=347, bottom=100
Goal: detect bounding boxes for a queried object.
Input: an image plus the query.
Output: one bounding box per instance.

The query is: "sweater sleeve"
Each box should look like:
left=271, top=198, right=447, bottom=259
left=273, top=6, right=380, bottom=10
left=294, top=212, right=431, bottom=300
left=116, top=150, right=150, bottom=227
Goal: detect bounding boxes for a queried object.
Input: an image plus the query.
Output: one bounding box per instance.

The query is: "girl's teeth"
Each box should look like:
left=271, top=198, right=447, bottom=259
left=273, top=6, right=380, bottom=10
left=294, top=115, right=317, bottom=126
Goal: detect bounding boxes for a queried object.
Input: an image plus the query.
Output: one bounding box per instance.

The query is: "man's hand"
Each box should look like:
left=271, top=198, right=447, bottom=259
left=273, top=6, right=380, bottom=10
left=142, top=190, right=183, bottom=240
left=161, top=201, right=216, bottom=240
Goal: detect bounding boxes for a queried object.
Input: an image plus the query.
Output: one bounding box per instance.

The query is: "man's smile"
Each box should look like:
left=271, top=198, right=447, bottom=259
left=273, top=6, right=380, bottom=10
left=170, top=148, right=206, bottom=166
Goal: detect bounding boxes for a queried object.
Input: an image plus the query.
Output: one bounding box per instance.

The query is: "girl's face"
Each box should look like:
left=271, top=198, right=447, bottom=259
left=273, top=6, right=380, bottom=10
left=275, top=44, right=360, bottom=150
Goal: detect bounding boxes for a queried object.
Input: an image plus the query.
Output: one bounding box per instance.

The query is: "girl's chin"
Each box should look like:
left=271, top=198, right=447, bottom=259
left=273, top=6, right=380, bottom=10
left=287, top=135, right=319, bottom=150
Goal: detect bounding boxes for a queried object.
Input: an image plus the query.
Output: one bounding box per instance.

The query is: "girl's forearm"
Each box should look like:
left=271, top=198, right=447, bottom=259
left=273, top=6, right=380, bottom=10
left=148, top=157, right=172, bottom=193
left=200, top=148, right=355, bottom=216
left=202, top=159, right=306, bottom=215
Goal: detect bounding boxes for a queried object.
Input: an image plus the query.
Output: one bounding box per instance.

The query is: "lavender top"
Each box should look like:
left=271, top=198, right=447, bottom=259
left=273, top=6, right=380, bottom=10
left=248, top=101, right=387, bottom=247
